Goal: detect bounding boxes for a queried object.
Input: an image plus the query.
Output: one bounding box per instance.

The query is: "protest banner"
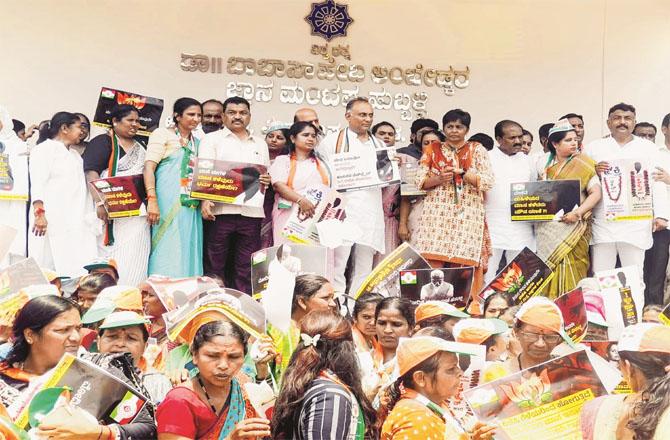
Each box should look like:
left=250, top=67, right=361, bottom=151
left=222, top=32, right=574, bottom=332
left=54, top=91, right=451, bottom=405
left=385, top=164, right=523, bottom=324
left=13, top=353, right=149, bottom=429
left=0, top=258, right=49, bottom=299
left=92, top=87, right=163, bottom=144
left=464, top=350, right=614, bottom=440
left=354, top=242, right=430, bottom=299
left=399, top=267, right=474, bottom=308
left=595, top=265, right=644, bottom=339
left=399, top=160, right=425, bottom=196
left=583, top=341, right=632, bottom=394
left=91, top=174, right=146, bottom=218
left=478, top=247, right=554, bottom=305
left=190, top=158, right=266, bottom=208
left=510, top=180, right=581, bottom=221
left=330, top=147, right=400, bottom=192
left=0, top=284, right=58, bottom=327
left=163, top=287, right=266, bottom=341
left=145, top=276, right=220, bottom=312
left=0, top=150, right=28, bottom=202
left=251, top=243, right=328, bottom=296
left=554, top=288, right=588, bottom=343
left=281, top=185, right=347, bottom=246
left=601, top=159, right=653, bottom=221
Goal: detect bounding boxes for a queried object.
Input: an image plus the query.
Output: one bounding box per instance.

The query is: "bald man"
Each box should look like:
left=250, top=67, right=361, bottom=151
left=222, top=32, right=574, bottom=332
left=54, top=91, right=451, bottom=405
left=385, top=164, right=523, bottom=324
left=294, top=107, right=324, bottom=138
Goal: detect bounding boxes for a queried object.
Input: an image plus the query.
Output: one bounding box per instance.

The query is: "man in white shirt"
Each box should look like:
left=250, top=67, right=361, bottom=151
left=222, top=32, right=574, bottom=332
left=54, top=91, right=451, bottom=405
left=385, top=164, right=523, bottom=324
left=560, top=113, right=586, bottom=151
left=584, top=103, right=669, bottom=276
left=485, top=120, right=536, bottom=282
left=199, top=97, right=271, bottom=294
left=643, top=113, right=670, bottom=304
left=317, top=97, right=385, bottom=294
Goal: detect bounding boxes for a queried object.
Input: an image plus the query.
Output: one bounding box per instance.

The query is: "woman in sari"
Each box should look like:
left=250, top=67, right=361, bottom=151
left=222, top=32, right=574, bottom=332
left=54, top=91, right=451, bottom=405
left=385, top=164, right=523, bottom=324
left=580, top=323, right=670, bottom=440
left=414, top=109, right=493, bottom=300
left=535, top=119, right=602, bottom=298
left=157, top=320, right=269, bottom=440
left=260, top=122, right=290, bottom=248
left=0, top=296, right=156, bottom=439
left=272, top=311, right=378, bottom=439
left=83, top=104, right=150, bottom=285
left=144, top=97, right=203, bottom=277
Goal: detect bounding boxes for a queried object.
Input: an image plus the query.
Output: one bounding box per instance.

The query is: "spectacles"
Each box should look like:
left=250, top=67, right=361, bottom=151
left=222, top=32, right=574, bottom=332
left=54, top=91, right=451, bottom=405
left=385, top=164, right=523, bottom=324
left=517, top=331, right=562, bottom=344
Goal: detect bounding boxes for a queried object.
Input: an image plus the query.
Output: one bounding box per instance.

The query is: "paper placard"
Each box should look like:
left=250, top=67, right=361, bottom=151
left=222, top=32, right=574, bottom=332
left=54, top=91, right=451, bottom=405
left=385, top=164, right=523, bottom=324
left=91, top=174, right=146, bottom=218
left=190, top=158, right=266, bottom=208
left=331, top=147, right=400, bottom=192
left=510, top=180, right=581, bottom=221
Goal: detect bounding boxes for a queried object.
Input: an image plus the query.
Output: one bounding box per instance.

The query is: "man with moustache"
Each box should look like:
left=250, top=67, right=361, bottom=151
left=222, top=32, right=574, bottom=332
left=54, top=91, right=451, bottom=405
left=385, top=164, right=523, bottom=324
left=633, top=122, right=657, bottom=143
left=396, top=118, right=440, bottom=160
left=485, top=120, right=536, bottom=281
left=199, top=96, right=271, bottom=294
left=200, top=99, right=224, bottom=133
left=560, top=113, right=586, bottom=150
left=317, top=97, right=386, bottom=295
left=584, top=103, right=669, bottom=276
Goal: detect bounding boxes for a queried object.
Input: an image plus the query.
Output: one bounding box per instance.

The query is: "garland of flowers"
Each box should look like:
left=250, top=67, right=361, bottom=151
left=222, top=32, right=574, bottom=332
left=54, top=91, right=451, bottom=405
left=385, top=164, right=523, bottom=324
left=603, top=173, right=622, bottom=202
left=630, top=170, right=650, bottom=198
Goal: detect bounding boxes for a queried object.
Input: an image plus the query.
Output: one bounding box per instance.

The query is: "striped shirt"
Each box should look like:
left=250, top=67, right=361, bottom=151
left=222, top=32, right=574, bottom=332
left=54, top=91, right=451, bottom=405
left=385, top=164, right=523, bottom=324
left=297, top=377, right=358, bottom=440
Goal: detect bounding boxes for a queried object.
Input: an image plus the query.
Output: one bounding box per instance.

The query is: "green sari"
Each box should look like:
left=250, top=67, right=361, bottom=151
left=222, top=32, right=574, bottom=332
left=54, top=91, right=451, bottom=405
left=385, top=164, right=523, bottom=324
left=536, top=154, right=597, bottom=298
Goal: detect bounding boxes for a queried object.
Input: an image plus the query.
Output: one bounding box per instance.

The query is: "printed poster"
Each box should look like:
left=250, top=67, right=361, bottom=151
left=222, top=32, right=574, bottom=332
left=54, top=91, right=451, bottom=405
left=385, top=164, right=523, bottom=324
left=464, top=350, right=610, bottom=440
left=660, top=302, right=670, bottom=326
left=190, top=158, right=266, bottom=208
left=0, top=142, right=28, bottom=201
left=583, top=341, right=632, bottom=394
left=399, top=160, right=425, bottom=196
left=478, top=247, right=554, bottom=305
left=92, top=87, right=164, bottom=144
left=399, top=267, right=474, bottom=308
left=145, top=276, right=221, bottom=312
left=554, top=288, right=588, bottom=343
left=250, top=243, right=328, bottom=296
left=91, top=174, right=146, bottom=218
left=13, top=354, right=148, bottom=429
left=601, top=159, right=653, bottom=221
left=510, top=180, right=581, bottom=221
left=163, top=287, right=266, bottom=341
left=595, top=265, right=644, bottom=340
left=354, top=242, right=430, bottom=299
left=330, top=147, right=400, bottom=192
left=0, top=258, right=49, bottom=299
left=282, top=185, right=346, bottom=246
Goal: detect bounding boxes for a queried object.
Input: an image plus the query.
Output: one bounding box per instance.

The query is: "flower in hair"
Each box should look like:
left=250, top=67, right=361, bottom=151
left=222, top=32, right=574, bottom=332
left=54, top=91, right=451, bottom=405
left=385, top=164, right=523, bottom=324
left=300, top=333, right=321, bottom=347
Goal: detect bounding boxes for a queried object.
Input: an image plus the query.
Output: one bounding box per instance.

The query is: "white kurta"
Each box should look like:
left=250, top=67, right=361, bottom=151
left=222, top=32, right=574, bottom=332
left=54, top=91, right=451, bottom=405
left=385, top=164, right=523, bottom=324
left=485, top=147, right=536, bottom=250
left=28, top=139, right=97, bottom=276
left=317, top=128, right=385, bottom=253
left=0, top=107, right=29, bottom=265
left=584, top=136, right=669, bottom=249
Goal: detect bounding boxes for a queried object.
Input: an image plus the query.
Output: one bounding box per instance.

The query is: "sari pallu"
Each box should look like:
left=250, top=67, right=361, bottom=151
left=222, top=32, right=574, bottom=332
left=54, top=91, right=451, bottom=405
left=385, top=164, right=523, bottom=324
left=536, top=154, right=597, bottom=299
left=149, top=147, right=203, bottom=277
left=203, top=379, right=256, bottom=440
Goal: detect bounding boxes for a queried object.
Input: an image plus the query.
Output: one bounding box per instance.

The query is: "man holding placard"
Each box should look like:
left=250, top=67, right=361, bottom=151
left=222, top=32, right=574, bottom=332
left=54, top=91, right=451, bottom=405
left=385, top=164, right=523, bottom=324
left=317, top=97, right=385, bottom=294
left=199, top=97, right=271, bottom=294
left=584, top=103, right=669, bottom=274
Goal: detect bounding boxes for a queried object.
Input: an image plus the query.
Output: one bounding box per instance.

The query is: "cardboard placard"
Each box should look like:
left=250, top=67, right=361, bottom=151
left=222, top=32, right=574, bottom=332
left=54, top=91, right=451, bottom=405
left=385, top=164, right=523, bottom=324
left=331, top=147, right=400, bottom=192
left=250, top=243, right=328, bottom=296
left=510, top=180, right=581, bottom=221
left=554, top=288, right=588, bottom=343
left=92, top=87, right=163, bottom=144
left=282, top=185, right=346, bottom=246
left=399, top=267, right=474, bottom=308
left=190, top=158, right=266, bottom=208
left=91, top=174, right=146, bottom=218
left=601, top=159, right=653, bottom=221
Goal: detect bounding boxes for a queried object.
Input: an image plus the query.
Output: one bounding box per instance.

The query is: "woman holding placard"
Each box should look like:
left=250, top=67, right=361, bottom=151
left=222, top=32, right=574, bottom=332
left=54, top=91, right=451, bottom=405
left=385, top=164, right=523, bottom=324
left=535, top=119, right=602, bottom=298
left=269, top=121, right=331, bottom=245
left=83, top=104, right=150, bottom=285
left=144, top=98, right=203, bottom=277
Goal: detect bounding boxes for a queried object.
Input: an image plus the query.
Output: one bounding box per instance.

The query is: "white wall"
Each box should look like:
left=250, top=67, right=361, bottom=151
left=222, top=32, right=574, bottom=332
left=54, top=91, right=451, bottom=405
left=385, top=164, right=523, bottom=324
left=1, top=0, right=669, bottom=146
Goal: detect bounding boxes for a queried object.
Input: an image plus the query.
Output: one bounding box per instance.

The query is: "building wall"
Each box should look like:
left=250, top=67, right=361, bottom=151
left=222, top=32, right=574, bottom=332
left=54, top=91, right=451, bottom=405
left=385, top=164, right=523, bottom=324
left=1, top=0, right=669, bottom=146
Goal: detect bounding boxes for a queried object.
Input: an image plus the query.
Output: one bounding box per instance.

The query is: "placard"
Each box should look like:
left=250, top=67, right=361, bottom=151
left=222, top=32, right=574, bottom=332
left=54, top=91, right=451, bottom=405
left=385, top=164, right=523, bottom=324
left=250, top=243, right=328, bottom=295
left=464, top=350, right=610, bottom=440
left=660, top=302, right=670, bottom=326
left=354, top=242, right=430, bottom=299
left=282, top=185, right=346, bottom=245
left=91, top=174, right=146, bottom=218
left=145, top=276, right=221, bottom=312
left=190, top=158, right=266, bottom=208
left=554, top=288, right=588, bottom=343
left=13, top=354, right=148, bottom=429
left=0, top=258, right=49, bottom=299
left=601, top=159, right=653, bottom=221
left=595, top=266, right=644, bottom=340
left=582, top=341, right=632, bottom=394
left=92, top=87, right=163, bottom=144
left=478, top=247, right=554, bottom=305
left=330, top=147, right=400, bottom=192
left=510, top=180, right=580, bottom=221
left=399, top=160, right=425, bottom=196
left=0, top=147, right=28, bottom=201
left=399, top=267, right=473, bottom=308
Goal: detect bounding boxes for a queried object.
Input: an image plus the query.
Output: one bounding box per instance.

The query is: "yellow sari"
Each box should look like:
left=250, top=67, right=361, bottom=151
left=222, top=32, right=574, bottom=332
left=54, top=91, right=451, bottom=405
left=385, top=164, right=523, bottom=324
left=536, top=154, right=597, bottom=298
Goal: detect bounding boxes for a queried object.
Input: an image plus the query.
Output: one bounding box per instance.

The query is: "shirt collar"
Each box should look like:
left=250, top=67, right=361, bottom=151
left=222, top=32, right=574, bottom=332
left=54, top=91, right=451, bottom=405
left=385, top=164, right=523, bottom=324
left=221, top=126, right=259, bottom=143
